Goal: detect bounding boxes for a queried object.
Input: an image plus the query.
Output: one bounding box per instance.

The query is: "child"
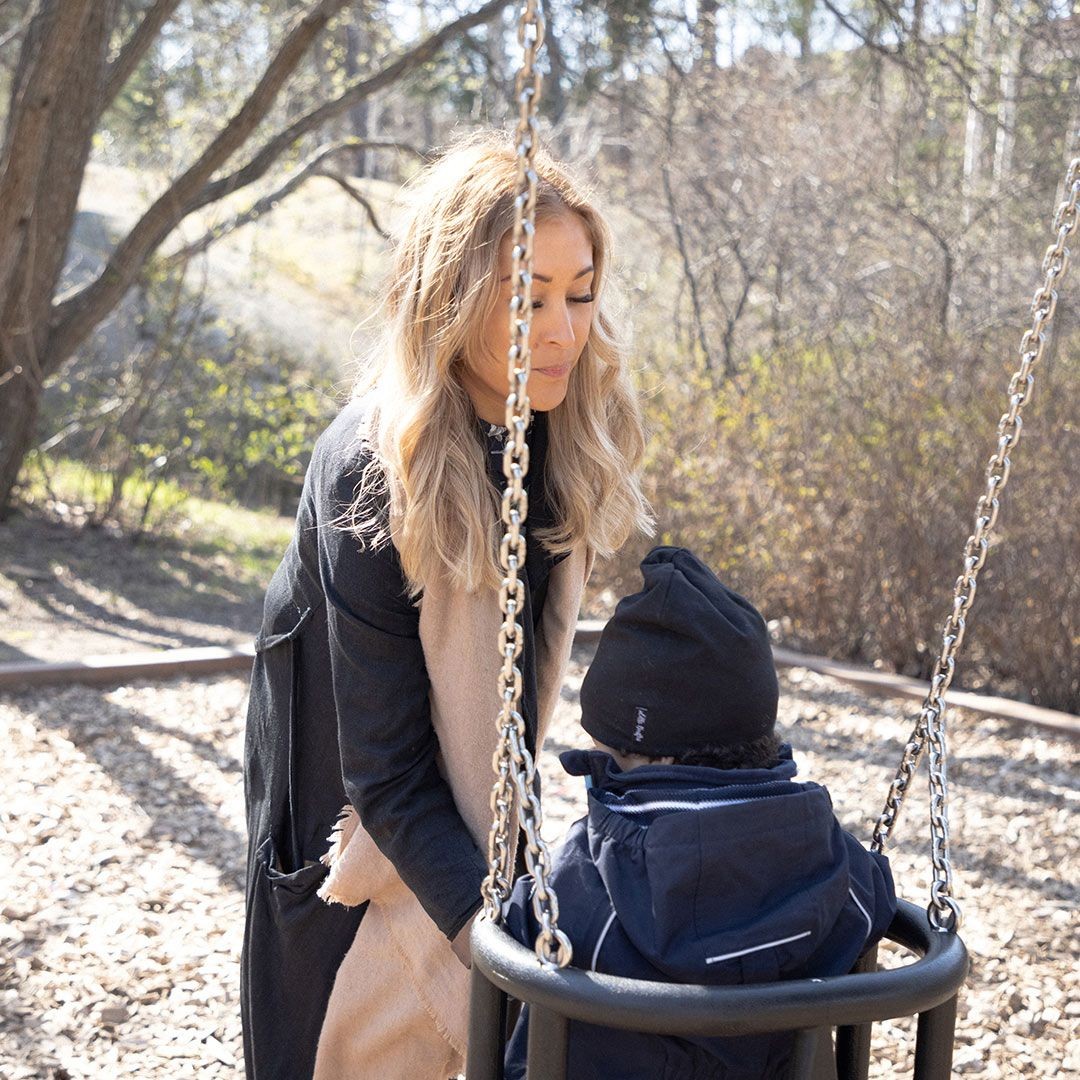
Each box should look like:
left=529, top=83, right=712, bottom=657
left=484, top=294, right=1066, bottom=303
left=503, top=546, right=897, bottom=1080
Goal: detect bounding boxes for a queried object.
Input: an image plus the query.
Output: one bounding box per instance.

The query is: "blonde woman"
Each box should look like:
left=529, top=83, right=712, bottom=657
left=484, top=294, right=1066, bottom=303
left=240, top=130, right=652, bottom=1080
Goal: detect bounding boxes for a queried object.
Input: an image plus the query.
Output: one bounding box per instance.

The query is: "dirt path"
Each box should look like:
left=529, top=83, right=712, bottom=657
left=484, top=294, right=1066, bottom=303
left=1, top=653, right=1076, bottom=1078
left=0, top=512, right=267, bottom=666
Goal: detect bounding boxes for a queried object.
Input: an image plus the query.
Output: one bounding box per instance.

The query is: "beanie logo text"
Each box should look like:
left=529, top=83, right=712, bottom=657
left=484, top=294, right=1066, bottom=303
left=634, top=707, right=647, bottom=743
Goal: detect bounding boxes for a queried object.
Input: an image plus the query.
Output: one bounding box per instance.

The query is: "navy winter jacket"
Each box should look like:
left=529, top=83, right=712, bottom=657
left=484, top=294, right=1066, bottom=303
left=504, top=747, right=897, bottom=1079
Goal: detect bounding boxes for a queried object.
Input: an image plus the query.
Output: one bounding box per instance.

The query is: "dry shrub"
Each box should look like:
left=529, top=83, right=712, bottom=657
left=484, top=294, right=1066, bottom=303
left=592, top=330, right=1079, bottom=713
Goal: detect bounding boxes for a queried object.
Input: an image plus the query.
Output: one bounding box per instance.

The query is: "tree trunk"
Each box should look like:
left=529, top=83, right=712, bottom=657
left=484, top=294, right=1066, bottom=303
left=661, top=160, right=714, bottom=372
left=0, top=0, right=510, bottom=513
left=418, top=0, right=435, bottom=150
left=542, top=3, right=569, bottom=137
left=771, top=254, right=786, bottom=351
left=0, top=344, right=44, bottom=513
left=989, top=0, right=1024, bottom=305
left=795, top=0, right=815, bottom=60
left=0, top=0, right=97, bottom=306
left=696, top=0, right=719, bottom=70
left=0, top=0, right=116, bottom=518
left=344, top=17, right=371, bottom=176
left=962, top=0, right=996, bottom=225
left=991, top=1, right=1022, bottom=192
left=912, top=0, right=925, bottom=45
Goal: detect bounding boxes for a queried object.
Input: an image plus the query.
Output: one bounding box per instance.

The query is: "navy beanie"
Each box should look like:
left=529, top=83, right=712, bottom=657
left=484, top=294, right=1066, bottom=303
left=580, top=546, right=779, bottom=756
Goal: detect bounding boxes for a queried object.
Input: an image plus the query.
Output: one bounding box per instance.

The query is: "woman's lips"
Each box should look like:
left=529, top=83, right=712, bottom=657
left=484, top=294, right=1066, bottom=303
left=534, top=363, right=572, bottom=379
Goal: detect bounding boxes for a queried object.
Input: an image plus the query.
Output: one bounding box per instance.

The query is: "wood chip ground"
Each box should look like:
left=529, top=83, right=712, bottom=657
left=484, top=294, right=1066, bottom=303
left=2, top=647, right=1076, bottom=1077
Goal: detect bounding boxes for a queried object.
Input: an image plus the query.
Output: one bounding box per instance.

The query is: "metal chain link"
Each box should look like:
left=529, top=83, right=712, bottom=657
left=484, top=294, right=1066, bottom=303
left=872, top=157, right=1080, bottom=933
left=479, top=0, right=572, bottom=970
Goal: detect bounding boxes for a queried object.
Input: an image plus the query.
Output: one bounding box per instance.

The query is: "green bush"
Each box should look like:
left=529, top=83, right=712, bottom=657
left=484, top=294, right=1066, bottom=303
left=36, top=263, right=341, bottom=531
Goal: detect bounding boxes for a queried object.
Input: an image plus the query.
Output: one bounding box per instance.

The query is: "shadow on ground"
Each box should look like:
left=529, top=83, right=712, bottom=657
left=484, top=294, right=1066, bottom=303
left=0, top=507, right=272, bottom=662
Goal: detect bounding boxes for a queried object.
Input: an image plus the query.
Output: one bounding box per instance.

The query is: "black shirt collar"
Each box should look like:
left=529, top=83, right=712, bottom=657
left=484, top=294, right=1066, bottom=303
left=478, top=410, right=558, bottom=585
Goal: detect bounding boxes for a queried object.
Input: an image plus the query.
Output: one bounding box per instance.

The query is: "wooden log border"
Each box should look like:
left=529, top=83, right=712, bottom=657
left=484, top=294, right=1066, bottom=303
left=0, top=623, right=1076, bottom=739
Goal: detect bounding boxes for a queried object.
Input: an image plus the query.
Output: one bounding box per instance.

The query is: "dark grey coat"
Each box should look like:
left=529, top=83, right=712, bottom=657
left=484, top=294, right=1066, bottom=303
left=240, top=401, right=560, bottom=1080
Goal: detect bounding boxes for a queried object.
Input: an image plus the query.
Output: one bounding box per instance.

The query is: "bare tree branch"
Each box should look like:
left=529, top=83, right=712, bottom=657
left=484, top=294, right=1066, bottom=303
left=661, top=161, right=714, bottom=371
left=0, top=8, right=35, bottom=53
left=47, top=0, right=510, bottom=373
left=820, top=0, right=989, bottom=117
left=321, top=172, right=391, bottom=238
left=815, top=0, right=912, bottom=69
left=188, top=0, right=510, bottom=214
left=96, top=0, right=183, bottom=121
left=166, top=136, right=419, bottom=259
left=46, top=0, right=351, bottom=370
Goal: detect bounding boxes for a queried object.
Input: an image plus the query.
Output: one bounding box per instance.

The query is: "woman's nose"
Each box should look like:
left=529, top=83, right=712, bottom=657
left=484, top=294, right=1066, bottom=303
left=539, top=303, right=576, bottom=348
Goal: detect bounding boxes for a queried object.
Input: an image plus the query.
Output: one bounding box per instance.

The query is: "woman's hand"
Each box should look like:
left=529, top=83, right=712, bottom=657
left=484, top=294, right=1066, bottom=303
left=450, top=911, right=478, bottom=968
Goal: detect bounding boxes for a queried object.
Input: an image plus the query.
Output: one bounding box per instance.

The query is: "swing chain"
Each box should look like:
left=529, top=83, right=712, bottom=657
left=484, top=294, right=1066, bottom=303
left=480, top=0, right=571, bottom=970
left=872, top=157, right=1080, bottom=933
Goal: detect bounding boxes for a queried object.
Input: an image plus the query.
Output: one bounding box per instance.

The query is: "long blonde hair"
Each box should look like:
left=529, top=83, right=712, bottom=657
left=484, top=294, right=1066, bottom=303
left=348, top=129, right=652, bottom=596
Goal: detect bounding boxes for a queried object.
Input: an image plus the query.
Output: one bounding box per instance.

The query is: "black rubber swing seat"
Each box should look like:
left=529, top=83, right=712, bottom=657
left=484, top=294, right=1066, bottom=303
left=466, top=897, right=969, bottom=1080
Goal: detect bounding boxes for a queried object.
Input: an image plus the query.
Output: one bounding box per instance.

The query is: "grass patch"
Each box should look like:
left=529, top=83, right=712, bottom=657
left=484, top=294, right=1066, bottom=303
left=21, top=454, right=295, bottom=589
left=179, top=499, right=295, bottom=585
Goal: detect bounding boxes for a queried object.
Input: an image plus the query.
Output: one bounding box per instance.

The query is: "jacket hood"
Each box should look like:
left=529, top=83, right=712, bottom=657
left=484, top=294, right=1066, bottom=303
left=559, top=747, right=858, bottom=983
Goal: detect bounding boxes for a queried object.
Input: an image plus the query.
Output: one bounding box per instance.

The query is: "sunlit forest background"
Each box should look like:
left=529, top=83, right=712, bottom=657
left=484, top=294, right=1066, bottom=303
left=1, top=0, right=1077, bottom=709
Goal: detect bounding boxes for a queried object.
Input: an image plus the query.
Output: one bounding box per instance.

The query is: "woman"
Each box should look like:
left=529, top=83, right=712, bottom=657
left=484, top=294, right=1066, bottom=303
left=240, top=129, right=652, bottom=1080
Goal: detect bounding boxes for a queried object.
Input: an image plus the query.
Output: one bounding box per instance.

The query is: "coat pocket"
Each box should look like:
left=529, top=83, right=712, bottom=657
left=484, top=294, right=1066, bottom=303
left=255, top=833, right=329, bottom=921
left=242, top=835, right=366, bottom=1080
left=245, top=602, right=314, bottom=883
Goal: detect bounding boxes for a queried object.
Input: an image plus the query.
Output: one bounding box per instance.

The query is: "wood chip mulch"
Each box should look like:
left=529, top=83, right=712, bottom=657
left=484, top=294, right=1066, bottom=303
left=2, top=652, right=1076, bottom=1077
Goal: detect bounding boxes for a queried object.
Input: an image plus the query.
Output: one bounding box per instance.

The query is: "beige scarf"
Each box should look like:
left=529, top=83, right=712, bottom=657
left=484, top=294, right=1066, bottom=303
left=312, top=544, right=593, bottom=1080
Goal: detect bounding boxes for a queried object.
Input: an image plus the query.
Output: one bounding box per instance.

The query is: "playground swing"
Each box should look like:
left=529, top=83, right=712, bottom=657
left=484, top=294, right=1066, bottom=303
left=464, top=3, right=1080, bottom=1079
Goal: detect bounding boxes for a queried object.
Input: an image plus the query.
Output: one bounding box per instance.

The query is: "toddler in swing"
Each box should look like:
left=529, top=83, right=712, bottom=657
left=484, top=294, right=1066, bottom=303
left=503, top=545, right=898, bottom=1079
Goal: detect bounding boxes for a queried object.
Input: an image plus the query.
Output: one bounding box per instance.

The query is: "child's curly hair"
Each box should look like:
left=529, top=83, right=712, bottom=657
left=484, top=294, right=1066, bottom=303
left=671, top=732, right=782, bottom=770
left=610, top=733, right=782, bottom=770
left=604, top=732, right=782, bottom=771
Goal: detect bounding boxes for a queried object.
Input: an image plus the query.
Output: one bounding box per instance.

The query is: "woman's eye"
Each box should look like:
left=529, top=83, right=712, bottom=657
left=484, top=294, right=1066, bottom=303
left=531, top=295, right=594, bottom=309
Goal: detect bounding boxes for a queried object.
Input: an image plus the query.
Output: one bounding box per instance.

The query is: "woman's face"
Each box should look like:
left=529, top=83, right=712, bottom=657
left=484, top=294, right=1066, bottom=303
left=462, top=210, right=595, bottom=425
